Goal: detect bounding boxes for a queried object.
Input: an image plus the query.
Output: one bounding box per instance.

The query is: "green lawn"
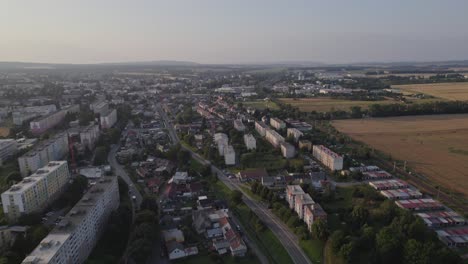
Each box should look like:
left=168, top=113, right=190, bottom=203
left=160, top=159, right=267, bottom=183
left=321, top=187, right=354, bottom=212
left=299, top=239, right=324, bottom=264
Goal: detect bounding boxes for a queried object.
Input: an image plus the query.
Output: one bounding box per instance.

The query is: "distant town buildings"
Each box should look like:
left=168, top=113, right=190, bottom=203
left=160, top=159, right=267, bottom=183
left=22, top=176, right=119, bottom=264
left=29, top=105, right=80, bottom=134
left=18, top=132, right=69, bottom=177
left=286, top=185, right=327, bottom=232
left=13, top=104, right=57, bottom=126
left=312, top=145, right=343, bottom=171
left=2, top=161, right=70, bottom=220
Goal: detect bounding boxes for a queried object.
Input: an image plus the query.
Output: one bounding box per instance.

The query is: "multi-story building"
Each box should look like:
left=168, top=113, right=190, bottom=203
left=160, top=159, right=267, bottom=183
left=233, top=120, right=245, bottom=132
left=304, top=204, right=327, bottom=232
left=22, top=176, right=119, bottom=264
left=312, top=145, right=343, bottom=171
left=286, top=185, right=305, bottom=209
left=287, top=128, right=303, bottom=142
left=270, top=118, right=286, bottom=130
left=214, top=133, right=229, bottom=156
left=254, top=121, right=268, bottom=137
left=243, top=134, right=256, bottom=150
left=2, top=161, right=70, bottom=221
left=224, top=145, right=236, bottom=165
left=298, top=140, right=312, bottom=151
left=18, top=132, right=69, bottom=177
left=295, top=193, right=315, bottom=219
left=13, top=105, right=57, bottom=126
left=265, top=128, right=285, bottom=148
left=280, top=142, right=296, bottom=159
left=29, top=105, right=79, bottom=135
left=79, top=124, right=100, bottom=150
left=90, top=101, right=109, bottom=115
left=0, top=139, right=18, bottom=165
left=99, top=109, right=117, bottom=129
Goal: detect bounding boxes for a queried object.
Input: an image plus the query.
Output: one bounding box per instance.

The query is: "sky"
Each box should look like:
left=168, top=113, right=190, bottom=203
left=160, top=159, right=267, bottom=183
left=1, top=0, right=468, bottom=64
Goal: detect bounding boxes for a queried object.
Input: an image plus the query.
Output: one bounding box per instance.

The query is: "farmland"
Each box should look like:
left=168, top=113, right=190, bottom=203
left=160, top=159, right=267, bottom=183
left=279, top=98, right=395, bottom=112
left=393, top=82, right=468, bottom=100
left=243, top=100, right=280, bottom=110
left=333, top=114, right=468, bottom=198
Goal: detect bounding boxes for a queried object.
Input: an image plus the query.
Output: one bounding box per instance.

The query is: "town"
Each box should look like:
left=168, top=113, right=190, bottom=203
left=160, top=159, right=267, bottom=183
left=0, top=61, right=466, bottom=264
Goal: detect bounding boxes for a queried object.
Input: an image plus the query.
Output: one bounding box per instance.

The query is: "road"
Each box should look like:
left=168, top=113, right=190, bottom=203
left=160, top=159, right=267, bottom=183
left=156, top=103, right=313, bottom=264
left=108, top=144, right=143, bottom=210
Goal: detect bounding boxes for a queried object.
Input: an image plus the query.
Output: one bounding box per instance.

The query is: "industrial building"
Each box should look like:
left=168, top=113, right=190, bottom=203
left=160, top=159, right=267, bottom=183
left=436, top=227, right=468, bottom=247
left=395, top=198, right=444, bottom=211
left=380, top=188, right=423, bottom=200
left=369, top=179, right=409, bottom=190
left=362, top=170, right=393, bottom=180
left=417, top=211, right=466, bottom=228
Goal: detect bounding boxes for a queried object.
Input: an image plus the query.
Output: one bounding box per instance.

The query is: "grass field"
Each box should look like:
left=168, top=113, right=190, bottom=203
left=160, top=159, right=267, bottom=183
left=243, top=100, right=280, bottom=110
left=333, top=114, right=468, bottom=197
left=279, top=98, right=395, bottom=112
left=393, top=82, right=468, bottom=100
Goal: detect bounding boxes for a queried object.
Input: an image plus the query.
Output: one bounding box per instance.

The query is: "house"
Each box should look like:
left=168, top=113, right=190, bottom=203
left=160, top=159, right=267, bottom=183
left=167, top=241, right=186, bottom=260
left=170, top=171, right=189, bottom=184
left=162, top=228, right=185, bottom=243
left=237, top=168, right=269, bottom=182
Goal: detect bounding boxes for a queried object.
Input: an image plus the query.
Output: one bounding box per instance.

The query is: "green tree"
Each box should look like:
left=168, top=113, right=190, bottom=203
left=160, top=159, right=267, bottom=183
left=230, top=190, right=243, bottom=206
left=311, top=219, right=329, bottom=241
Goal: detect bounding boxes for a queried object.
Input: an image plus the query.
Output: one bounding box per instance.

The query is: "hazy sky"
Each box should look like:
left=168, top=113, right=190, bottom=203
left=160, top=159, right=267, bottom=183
left=1, top=0, right=468, bottom=64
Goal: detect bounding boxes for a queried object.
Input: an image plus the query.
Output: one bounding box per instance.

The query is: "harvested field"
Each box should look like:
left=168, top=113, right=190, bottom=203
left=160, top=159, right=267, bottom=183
left=243, top=100, right=279, bottom=110
left=393, top=82, right=468, bottom=100
left=279, top=98, right=394, bottom=112
left=333, top=114, right=468, bottom=198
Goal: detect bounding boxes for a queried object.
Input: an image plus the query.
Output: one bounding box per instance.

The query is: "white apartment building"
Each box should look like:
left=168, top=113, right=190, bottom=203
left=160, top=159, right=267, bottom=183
left=224, top=145, right=236, bottom=165
left=265, top=128, right=285, bottom=148
left=233, top=119, right=246, bottom=132
left=280, top=142, right=296, bottom=159
left=100, top=109, right=117, bottom=129
left=287, top=128, right=303, bottom=142
left=90, top=101, right=109, bottom=115
left=286, top=185, right=305, bottom=209
left=214, top=133, right=229, bottom=156
left=0, top=139, right=18, bottom=165
left=294, top=193, right=315, bottom=220
left=18, top=133, right=69, bottom=177
left=2, top=161, right=70, bottom=221
left=22, top=176, right=119, bottom=264
left=254, top=121, right=268, bottom=137
left=30, top=105, right=79, bottom=135
left=13, top=105, right=57, bottom=126
left=270, top=118, right=286, bottom=130
left=243, top=134, right=256, bottom=150
left=312, top=145, right=343, bottom=171
left=79, top=124, right=100, bottom=150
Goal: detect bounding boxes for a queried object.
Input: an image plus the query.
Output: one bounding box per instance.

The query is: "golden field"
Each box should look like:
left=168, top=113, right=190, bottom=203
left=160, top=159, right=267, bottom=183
left=279, top=98, right=394, bottom=112
left=393, top=82, right=468, bottom=100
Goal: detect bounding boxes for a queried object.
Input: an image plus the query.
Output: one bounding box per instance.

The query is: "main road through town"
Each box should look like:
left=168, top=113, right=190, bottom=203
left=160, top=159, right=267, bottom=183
left=156, top=104, right=313, bottom=264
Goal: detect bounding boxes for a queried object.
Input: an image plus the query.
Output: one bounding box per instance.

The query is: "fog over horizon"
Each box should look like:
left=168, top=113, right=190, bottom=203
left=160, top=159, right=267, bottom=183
left=2, top=0, right=468, bottom=64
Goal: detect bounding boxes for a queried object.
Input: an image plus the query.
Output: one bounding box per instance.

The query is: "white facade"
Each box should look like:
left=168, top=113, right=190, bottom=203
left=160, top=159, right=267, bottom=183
left=224, top=145, right=236, bottom=165
left=13, top=105, right=57, bottom=126
left=233, top=120, right=246, bottom=132
left=79, top=124, right=100, bottom=150
left=265, top=128, right=285, bottom=148
left=254, top=121, right=268, bottom=137
left=30, top=105, right=79, bottom=134
left=18, top=132, right=69, bottom=177
left=100, top=109, right=117, bottom=129
left=0, top=139, right=18, bottom=165
left=214, top=133, right=229, bottom=156
left=287, top=128, right=303, bottom=142
left=90, top=101, right=109, bottom=115
left=280, top=142, right=296, bottom=159
left=312, top=145, right=343, bottom=171
left=22, top=176, right=119, bottom=264
left=270, top=118, right=286, bottom=130
left=243, top=134, right=256, bottom=150
left=2, top=161, right=70, bottom=220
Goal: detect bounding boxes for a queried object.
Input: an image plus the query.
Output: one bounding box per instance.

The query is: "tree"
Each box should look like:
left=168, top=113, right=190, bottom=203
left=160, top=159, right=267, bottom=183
left=6, top=171, right=22, bottom=183
left=311, top=219, right=329, bottom=241
left=230, top=190, right=243, bottom=206
left=403, top=239, right=430, bottom=264
left=93, top=146, right=109, bottom=166
left=350, top=206, right=369, bottom=228
left=134, top=210, right=157, bottom=225
left=330, top=230, right=346, bottom=253
left=376, top=226, right=402, bottom=264
left=140, top=195, right=158, bottom=214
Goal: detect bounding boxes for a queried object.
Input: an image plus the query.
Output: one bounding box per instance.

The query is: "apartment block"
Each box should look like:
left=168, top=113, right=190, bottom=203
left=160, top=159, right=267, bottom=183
left=0, top=139, right=18, bottom=165
left=265, top=128, right=284, bottom=148
left=254, top=121, right=268, bottom=137
left=90, top=101, right=109, bottom=115
left=22, top=176, right=119, bottom=264
left=99, top=109, right=117, bottom=129
left=243, top=134, right=256, bottom=150
left=270, top=118, right=286, bottom=130
left=304, top=204, right=327, bottom=232
left=312, top=145, right=343, bottom=171
left=280, top=142, right=296, bottom=159
left=224, top=145, right=236, bottom=165
left=286, top=185, right=305, bottom=209
left=79, top=124, right=100, bottom=150
left=214, top=133, right=229, bottom=156
left=295, top=193, right=315, bottom=219
left=13, top=105, right=57, bottom=126
left=298, top=140, right=312, bottom=151
left=233, top=120, right=245, bottom=132
left=287, top=128, right=303, bottom=142
left=18, top=133, right=69, bottom=177
left=2, top=161, right=70, bottom=221
left=30, top=105, right=79, bottom=135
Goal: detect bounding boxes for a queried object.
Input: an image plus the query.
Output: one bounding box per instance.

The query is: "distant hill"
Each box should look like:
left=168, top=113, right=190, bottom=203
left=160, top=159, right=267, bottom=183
left=0, top=60, right=200, bottom=69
